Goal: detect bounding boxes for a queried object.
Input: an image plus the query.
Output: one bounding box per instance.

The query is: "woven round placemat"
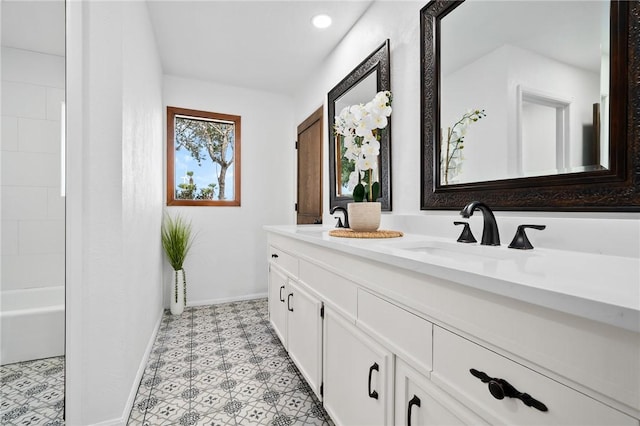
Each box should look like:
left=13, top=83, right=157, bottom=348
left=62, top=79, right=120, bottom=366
left=328, top=229, right=404, bottom=239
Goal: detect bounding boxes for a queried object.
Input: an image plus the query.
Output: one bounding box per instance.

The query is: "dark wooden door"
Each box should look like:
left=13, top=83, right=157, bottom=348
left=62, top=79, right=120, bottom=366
left=297, top=107, right=323, bottom=224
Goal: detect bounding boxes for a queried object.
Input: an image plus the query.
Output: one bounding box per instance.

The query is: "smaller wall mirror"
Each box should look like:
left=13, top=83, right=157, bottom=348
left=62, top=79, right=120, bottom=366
left=328, top=40, right=392, bottom=211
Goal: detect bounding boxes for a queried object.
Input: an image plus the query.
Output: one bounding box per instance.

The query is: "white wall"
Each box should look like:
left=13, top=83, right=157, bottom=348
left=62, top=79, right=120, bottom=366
left=163, top=75, right=295, bottom=305
left=65, top=1, right=164, bottom=424
left=1, top=47, right=65, bottom=294
left=292, top=1, right=640, bottom=258
left=294, top=1, right=424, bottom=215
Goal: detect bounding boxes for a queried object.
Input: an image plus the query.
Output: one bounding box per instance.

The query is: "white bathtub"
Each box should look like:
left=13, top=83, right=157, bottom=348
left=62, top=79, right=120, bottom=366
left=1, top=286, right=65, bottom=365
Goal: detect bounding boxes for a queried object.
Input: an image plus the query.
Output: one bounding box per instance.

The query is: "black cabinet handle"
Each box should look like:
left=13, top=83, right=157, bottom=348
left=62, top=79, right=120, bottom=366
left=367, top=362, right=379, bottom=399
left=279, top=285, right=285, bottom=302
left=407, top=395, right=421, bottom=426
left=271, top=253, right=279, bottom=258
left=470, top=369, right=548, bottom=412
left=287, top=293, right=293, bottom=312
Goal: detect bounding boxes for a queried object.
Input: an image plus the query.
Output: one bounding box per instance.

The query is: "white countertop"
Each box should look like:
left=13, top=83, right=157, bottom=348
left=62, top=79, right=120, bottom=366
left=265, top=225, right=640, bottom=333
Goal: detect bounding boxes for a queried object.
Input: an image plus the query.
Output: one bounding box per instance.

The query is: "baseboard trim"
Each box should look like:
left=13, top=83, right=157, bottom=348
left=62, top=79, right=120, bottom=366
left=187, top=292, right=268, bottom=307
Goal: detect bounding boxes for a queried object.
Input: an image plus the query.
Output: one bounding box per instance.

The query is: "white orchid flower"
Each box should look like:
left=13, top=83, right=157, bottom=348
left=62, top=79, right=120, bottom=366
left=452, top=125, right=467, bottom=140
left=371, top=114, right=388, bottom=129
left=343, top=134, right=355, bottom=149
left=357, top=155, right=377, bottom=171
left=362, top=113, right=377, bottom=131
left=366, top=138, right=380, bottom=150
left=346, top=170, right=360, bottom=192
left=338, top=91, right=393, bottom=194
left=355, top=122, right=374, bottom=138
left=371, top=92, right=392, bottom=117
left=339, top=106, right=353, bottom=121
left=363, top=133, right=377, bottom=144
left=350, top=104, right=366, bottom=121
left=362, top=142, right=380, bottom=158
left=345, top=143, right=361, bottom=161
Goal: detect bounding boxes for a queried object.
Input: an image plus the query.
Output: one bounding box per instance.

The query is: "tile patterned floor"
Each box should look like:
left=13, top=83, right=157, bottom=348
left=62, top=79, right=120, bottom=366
left=0, top=356, right=65, bottom=425
left=128, top=298, right=334, bottom=426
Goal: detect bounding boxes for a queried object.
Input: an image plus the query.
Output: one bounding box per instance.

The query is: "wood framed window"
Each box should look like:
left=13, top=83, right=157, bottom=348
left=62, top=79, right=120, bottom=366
left=167, top=106, right=241, bottom=206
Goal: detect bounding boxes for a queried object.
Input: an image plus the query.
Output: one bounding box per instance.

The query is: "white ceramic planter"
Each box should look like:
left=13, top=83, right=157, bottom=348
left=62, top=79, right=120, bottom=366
left=170, top=269, right=186, bottom=315
left=347, top=202, right=381, bottom=232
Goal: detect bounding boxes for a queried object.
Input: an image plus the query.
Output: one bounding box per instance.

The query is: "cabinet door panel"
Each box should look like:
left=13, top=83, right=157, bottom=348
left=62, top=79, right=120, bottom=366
left=323, top=307, right=393, bottom=426
left=396, top=358, right=487, bottom=426
left=268, top=266, right=288, bottom=346
left=287, top=280, right=323, bottom=399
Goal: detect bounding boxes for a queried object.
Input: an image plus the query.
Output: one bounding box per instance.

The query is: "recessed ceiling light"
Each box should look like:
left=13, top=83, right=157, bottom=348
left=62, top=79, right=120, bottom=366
left=312, top=14, right=332, bottom=29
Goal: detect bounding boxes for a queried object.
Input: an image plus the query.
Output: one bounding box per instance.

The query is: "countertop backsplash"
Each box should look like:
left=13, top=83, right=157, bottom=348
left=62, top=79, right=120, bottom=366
left=353, top=212, right=640, bottom=259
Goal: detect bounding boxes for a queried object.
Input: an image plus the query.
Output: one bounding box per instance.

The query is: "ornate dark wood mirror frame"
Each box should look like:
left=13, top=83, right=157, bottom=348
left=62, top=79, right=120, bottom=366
left=420, top=1, right=639, bottom=211
left=328, top=40, right=392, bottom=211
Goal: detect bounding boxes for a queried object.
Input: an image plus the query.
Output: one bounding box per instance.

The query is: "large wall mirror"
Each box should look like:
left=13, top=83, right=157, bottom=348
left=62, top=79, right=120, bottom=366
left=329, top=40, right=392, bottom=211
left=421, top=0, right=639, bottom=211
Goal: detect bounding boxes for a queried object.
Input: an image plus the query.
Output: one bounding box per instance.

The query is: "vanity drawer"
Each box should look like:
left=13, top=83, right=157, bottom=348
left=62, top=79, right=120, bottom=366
left=299, top=260, right=357, bottom=320
left=432, top=326, right=637, bottom=426
left=358, top=289, right=433, bottom=374
left=268, top=246, right=298, bottom=278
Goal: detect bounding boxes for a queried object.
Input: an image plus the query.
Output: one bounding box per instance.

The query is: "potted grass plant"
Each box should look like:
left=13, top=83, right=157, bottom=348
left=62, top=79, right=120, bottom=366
left=161, top=213, right=195, bottom=315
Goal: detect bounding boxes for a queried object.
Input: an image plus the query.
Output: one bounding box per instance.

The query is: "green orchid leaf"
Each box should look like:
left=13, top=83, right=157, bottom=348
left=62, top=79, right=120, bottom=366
left=370, top=181, right=380, bottom=202
left=353, top=183, right=365, bottom=202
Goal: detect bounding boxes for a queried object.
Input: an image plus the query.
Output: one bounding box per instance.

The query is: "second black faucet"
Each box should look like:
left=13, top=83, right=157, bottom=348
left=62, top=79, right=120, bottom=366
left=460, top=201, right=500, bottom=246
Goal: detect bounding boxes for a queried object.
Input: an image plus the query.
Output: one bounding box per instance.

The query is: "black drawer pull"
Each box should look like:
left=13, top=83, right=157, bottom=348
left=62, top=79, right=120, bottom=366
left=470, top=368, right=548, bottom=412
left=271, top=253, right=279, bottom=258
left=287, top=293, right=293, bottom=312
left=368, top=362, right=379, bottom=399
left=407, top=395, right=421, bottom=426
left=279, top=285, right=285, bottom=302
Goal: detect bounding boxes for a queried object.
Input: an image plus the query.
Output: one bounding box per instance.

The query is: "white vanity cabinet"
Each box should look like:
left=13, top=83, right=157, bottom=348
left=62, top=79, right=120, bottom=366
left=323, top=306, right=394, bottom=426
left=265, top=228, right=640, bottom=426
left=267, top=245, right=323, bottom=398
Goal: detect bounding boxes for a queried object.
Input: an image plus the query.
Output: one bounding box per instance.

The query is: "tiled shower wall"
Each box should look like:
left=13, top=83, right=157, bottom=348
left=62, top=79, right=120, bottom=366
left=1, top=46, right=65, bottom=293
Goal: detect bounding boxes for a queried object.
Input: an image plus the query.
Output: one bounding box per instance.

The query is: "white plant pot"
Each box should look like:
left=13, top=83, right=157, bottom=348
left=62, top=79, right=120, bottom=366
left=170, top=269, right=186, bottom=315
left=347, top=202, right=381, bottom=232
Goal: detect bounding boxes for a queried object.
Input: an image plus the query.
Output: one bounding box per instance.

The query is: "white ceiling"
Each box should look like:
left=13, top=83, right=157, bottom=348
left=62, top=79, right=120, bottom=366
left=1, top=0, right=371, bottom=95
left=1, top=0, right=65, bottom=56
left=146, top=1, right=373, bottom=95
left=3, top=1, right=606, bottom=95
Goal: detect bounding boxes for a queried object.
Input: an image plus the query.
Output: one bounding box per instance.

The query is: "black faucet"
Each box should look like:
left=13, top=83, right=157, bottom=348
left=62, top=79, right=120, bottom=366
left=460, top=201, right=500, bottom=246
left=329, top=206, right=349, bottom=229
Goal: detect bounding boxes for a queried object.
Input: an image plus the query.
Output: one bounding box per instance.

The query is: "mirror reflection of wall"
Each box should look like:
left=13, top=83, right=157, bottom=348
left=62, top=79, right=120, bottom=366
left=334, top=71, right=378, bottom=196
left=519, top=86, right=572, bottom=177
left=440, top=0, right=610, bottom=185
left=1, top=0, right=66, bottom=368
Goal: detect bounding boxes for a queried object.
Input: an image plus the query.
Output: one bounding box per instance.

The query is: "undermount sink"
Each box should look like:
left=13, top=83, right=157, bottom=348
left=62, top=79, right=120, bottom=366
left=383, top=240, right=529, bottom=263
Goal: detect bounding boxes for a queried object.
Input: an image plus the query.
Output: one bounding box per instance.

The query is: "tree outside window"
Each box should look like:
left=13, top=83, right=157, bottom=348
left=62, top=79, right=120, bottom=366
left=167, top=107, right=241, bottom=206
